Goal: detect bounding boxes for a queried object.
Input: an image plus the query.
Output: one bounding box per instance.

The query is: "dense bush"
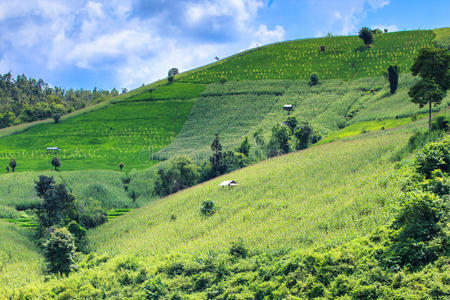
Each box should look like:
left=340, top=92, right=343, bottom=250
left=43, top=228, right=76, bottom=275
left=201, top=200, right=216, bottom=216
left=155, top=156, right=200, bottom=197
left=415, top=137, right=449, bottom=178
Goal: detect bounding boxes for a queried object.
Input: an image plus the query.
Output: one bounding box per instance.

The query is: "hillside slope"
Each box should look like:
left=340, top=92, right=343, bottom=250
left=89, top=127, right=411, bottom=257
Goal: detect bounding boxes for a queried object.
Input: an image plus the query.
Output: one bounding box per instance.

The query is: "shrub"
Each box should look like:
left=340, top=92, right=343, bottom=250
left=9, top=158, right=16, bottom=172
left=34, top=175, right=55, bottom=198
left=415, top=138, right=449, bottom=178
left=309, top=73, right=320, bottom=86
left=387, top=65, right=399, bottom=94
left=236, top=137, right=250, bottom=157
left=229, top=238, right=248, bottom=259
left=267, top=124, right=291, bottom=157
left=51, top=157, right=61, bottom=171
left=76, top=197, right=107, bottom=229
left=220, top=76, right=227, bottom=84
left=66, top=220, right=87, bottom=252
left=43, top=227, right=76, bottom=275
left=358, top=27, right=374, bottom=46
left=431, top=115, right=449, bottom=131
left=201, top=200, right=216, bottom=216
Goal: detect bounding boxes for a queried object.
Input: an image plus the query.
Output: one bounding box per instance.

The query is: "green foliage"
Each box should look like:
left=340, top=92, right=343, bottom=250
left=267, top=124, right=291, bottom=157
left=34, top=175, right=55, bottom=198
left=415, top=137, right=449, bottom=178
left=229, top=238, right=248, bottom=259
left=388, top=65, right=399, bottom=94
left=179, top=30, right=435, bottom=83
left=284, top=116, right=298, bottom=134
left=236, top=137, right=250, bottom=157
left=358, top=27, right=374, bottom=46
left=201, top=200, right=216, bottom=216
left=431, top=115, right=449, bottom=131
left=66, top=220, right=87, bottom=252
left=154, top=156, right=200, bottom=196
left=0, top=72, right=112, bottom=128
left=51, top=157, right=61, bottom=171
left=37, top=183, right=76, bottom=228
left=309, top=73, right=320, bottom=86
left=127, top=83, right=206, bottom=101
left=210, top=133, right=225, bottom=176
left=411, top=48, right=450, bottom=91
left=76, top=197, right=107, bottom=229
left=43, top=227, right=76, bottom=275
left=294, top=121, right=321, bottom=150
left=0, top=99, right=194, bottom=171
left=8, top=157, right=16, bottom=172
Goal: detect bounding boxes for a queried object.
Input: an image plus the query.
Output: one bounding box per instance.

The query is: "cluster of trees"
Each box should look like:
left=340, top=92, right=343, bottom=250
left=0, top=72, right=118, bottom=128
left=34, top=175, right=107, bottom=274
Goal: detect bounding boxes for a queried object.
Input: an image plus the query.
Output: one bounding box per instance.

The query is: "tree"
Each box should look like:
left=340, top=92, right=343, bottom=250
left=43, top=227, right=76, bottom=275
left=66, top=220, right=87, bottom=252
left=38, top=183, right=77, bottom=228
left=154, top=156, right=200, bottom=196
left=9, top=158, right=16, bottom=172
left=119, top=162, right=124, bottom=171
left=210, top=133, right=225, bottom=176
left=285, top=117, right=298, bottom=134
left=51, top=157, right=61, bottom=171
left=409, top=48, right=450, bottom=129
left=267, top=124, right=291, bottom=157
left=409, top=79, right=446, bottom=129
left=358, top=27, right=374, bottom=46
left=236, top=137, right=250, bottom=157
left=309, top=74, right=320, bottom=86
left=294, top=121, right=321, bottom=150
left=387, top=65, right=399, bottom=94
left=34, top=175, right=55, bottom=198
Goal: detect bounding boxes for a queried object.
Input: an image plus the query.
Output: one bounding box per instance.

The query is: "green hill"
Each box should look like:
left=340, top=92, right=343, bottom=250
left=0, top=28, right=448, bottom=297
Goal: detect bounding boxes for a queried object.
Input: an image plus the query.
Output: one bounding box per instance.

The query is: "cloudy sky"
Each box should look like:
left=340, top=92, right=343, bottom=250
left=0, top=0, right=448, bottom=90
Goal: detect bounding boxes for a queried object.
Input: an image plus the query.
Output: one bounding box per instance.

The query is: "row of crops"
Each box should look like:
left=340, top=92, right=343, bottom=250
left=178, top=30, right=435, bottom=83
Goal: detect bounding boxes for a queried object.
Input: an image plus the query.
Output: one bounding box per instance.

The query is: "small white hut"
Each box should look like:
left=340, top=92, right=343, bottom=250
left=219, top=180, right=238, bottom=187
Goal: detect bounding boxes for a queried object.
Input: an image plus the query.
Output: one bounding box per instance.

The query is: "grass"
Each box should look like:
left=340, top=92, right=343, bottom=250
left=178, top=30, right=435, bottom=83
left=0, top=221, right=44, bottom=289
left=317, top=114, right=428, bottom=144
left=0, top=100, right=195, bottom=171
left=89, top=128, right=411, bottom=257
left=433, top=27, right=450, bottom=48
left=126, top=83, right=207, bottom=101
left=158, top=75, right=449, bottom=159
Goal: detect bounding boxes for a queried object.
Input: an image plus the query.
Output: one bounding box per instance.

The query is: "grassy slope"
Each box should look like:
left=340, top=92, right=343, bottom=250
left=158, top=75, right=449, bottom=158
left=178, top=30, right=435, bottom=83
left=89, top=127, right=411, bottom=257
left=0, top=221, right=44, bottom=289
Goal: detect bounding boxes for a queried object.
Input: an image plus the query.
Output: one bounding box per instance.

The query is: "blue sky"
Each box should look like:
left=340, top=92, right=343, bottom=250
left=0, top=0, right=448, bottom=90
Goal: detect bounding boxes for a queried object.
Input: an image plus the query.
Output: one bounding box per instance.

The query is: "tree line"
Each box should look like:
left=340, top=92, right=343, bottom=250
left=0, top=72, right=120, bottom=128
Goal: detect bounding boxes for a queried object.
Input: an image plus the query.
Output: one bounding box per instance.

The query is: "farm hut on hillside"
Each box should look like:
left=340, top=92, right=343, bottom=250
left=219, top=180, right=238, bottom=188
left=283, top=104, right=293, bottom=111
left=46, top=147, right=61, bottom=152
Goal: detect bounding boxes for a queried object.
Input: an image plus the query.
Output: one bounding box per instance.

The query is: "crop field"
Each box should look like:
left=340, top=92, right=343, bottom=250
left=178, top=30, right=435, bottom=83
left=0, top=100, right=195, bottom=171
left=125, top=83, right=207, bottom=101
left=90, top=127, right=411, bottom=257
left=157, top=75, right=449, bottom=158
left=0, top=170, right=148, bottom=219
left=0, top=221, right=44, bottom=288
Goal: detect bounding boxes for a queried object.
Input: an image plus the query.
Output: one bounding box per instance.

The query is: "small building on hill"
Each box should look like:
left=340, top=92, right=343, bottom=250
left=283, top=104, right=293, bottom=111
left=219, top=180, right=238, bottom=187
left=46, top=147, right=61, bottom=151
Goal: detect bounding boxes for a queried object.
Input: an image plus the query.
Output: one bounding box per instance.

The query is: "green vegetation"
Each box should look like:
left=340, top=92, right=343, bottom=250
left=0, top=100, right=194, bottom=171
left=126, top=83, right=206, bottom=101
left=179, top=30, right=435, bottom=83
left=0, top=221, right=44, bottom=289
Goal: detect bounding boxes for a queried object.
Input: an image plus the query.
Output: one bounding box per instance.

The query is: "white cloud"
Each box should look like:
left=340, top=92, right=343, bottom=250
left=250, top=25, right=286, bottom=47
left=309, top=0, right=391, bottom=35
left=0, top=0, right=284, bottom=89
left=371, top=24, right=398, bottom=32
